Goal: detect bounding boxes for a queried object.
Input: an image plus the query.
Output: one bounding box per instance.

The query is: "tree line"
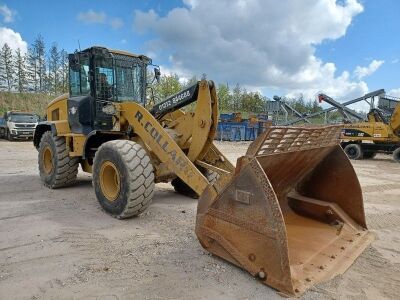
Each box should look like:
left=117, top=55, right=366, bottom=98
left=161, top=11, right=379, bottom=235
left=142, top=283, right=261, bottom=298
left=152, top=74, right=323, bottom=115
left=0, top=35, right=323, bottom=116
left=0, top=35, right=69, bottom=95
left=152, top=74, right=272, bottom=113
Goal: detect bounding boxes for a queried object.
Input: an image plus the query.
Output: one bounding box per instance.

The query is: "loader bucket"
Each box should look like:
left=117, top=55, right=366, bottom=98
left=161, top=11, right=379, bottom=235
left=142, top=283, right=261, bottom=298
left=196, top=126, right=374, bottom=297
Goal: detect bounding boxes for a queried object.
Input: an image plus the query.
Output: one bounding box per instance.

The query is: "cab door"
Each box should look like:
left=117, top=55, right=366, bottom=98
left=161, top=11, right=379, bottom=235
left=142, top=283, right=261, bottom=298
left=67, top=52, right=94, bottom=134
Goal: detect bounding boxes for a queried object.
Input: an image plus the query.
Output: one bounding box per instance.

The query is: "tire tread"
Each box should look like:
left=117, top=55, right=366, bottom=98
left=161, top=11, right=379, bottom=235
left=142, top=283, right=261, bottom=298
left=38, top=131, right=79, bottom=188
left=93, top=140, right=154, bottom=218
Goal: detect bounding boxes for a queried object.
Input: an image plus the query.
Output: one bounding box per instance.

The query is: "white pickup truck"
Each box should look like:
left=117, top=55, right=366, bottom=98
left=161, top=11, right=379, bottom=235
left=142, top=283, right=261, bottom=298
left=3, top=111, right=39, bottom=140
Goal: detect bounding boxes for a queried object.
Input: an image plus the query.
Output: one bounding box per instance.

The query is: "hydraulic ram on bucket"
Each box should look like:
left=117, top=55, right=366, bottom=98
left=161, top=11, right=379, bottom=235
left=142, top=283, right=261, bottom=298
left=196, top=126, right=374, bottom=297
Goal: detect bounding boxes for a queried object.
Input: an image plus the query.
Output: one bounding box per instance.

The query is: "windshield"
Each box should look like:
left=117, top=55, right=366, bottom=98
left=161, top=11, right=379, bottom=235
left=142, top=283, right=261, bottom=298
left=10, top=114, right=38, bottom=123
left=115, top=57, right=144, bottom=102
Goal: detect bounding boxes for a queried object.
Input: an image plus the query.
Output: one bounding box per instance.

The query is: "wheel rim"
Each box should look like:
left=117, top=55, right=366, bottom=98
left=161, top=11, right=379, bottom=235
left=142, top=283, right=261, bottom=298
left=42, top=146, right=54, bottom=174
left=347, top=148, right=356, bottom=157
left=99, top=161, right=121, bottom=202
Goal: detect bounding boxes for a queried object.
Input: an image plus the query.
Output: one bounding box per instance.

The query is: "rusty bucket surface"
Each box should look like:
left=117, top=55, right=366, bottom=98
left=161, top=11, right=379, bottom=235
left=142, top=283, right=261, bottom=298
left=196, top=126, right=374, bottom=297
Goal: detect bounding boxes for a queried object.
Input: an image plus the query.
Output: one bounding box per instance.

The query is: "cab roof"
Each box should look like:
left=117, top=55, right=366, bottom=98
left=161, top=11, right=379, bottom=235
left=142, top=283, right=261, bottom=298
left=79, top=46, right=151, bottom=62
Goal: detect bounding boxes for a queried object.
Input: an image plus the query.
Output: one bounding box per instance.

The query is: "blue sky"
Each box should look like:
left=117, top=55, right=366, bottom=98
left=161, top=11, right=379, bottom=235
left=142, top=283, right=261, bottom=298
left=1, top=0, right=399, bottom=102
left=5, top=1, right=180, bottom=52
left=315, top=0, right=400, bottom=92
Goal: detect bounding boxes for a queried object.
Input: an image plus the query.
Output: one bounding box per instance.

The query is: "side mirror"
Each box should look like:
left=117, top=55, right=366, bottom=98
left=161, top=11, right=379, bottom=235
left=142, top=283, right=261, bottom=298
left=154, top=68, right=161, bottom=83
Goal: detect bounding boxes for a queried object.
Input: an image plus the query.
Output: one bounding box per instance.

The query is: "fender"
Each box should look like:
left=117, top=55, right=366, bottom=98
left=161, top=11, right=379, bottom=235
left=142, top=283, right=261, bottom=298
left=82, top=130, right=126, bottom=160
left=33, top=122, right=57, bottom=149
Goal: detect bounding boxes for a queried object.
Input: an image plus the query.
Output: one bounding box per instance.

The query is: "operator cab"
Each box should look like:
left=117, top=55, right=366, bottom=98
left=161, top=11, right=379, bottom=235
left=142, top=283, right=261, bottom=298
left=367, top=108, right=390, bottom=124
left=68, top=46, right=153, bottom=134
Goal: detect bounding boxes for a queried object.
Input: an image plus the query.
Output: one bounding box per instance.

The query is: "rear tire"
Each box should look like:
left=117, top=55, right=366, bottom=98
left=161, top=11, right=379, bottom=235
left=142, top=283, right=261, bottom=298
left=93, top=140, right=154, bottom=219
left=171, top=177, right=199, bottom=199
left=393, top=147, right=400, bottom=162
left=38, top=131, right=79, bottom=188
left=344, top=144, right=363, bottom=160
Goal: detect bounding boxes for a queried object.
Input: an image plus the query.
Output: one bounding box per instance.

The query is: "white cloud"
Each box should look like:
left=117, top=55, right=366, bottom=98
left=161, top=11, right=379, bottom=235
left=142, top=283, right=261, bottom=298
left=183, top=0, right=199, bottom=9
left=134, top=0, right=369, bottom=100
left=388, top=88, right=400, bottom=97
left=0, top=4, right=15, bottom=23
left=354, top=60, right=384, bottom=79
left=110, top=17, right=123, bottom=29
left=77, top=9, right=106, bottom=24
left=133, top=9, right=158, bottom=33
left=0, top=27, right=27, bottom=54
left=391, top=58, right=399, bottom=64
left=77, top=10, right=124, bottom=30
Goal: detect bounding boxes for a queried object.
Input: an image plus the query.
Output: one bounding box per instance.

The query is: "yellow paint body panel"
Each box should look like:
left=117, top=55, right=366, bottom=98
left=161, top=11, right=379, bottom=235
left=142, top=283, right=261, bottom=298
left=390, top=102, right=400, bottom=135
left=341, top=102, right=400, bottom=143
left=119, top=102, right=210, bottom=195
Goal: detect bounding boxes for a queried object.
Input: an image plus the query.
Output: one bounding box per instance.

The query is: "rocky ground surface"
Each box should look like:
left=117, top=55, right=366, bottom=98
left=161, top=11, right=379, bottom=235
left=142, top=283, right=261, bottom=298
left=0, top=140, right=399, bottom=300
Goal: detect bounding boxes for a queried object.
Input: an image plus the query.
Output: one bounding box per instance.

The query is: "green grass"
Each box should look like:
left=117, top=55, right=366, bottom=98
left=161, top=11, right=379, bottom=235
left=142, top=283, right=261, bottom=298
left=0, top=92, right=55, bottom=117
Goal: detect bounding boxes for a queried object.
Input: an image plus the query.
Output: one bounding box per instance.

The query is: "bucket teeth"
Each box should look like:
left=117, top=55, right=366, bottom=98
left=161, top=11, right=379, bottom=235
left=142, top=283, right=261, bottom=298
left=196, top=126, right=374, bottom=297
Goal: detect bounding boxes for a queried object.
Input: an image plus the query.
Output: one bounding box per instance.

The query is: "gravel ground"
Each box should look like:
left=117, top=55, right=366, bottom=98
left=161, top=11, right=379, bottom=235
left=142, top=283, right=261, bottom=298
left=0, top=139, right=399, bottom=300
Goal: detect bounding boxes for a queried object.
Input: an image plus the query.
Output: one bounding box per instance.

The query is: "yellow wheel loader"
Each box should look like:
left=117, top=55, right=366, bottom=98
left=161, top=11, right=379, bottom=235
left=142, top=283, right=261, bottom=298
left=33, top=46, right=373, bottom=297
left=340, top=103, right=400, bottom=162
left=318, top=93, right=400, bottom=162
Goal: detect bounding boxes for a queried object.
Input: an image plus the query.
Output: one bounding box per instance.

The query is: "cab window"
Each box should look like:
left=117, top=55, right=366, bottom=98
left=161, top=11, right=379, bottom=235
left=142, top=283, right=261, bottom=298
left=94, top=56, right=115, bottom=100
left=69, top=54, right=91, bottom=96
left=114, top=61, right=144, bottom=102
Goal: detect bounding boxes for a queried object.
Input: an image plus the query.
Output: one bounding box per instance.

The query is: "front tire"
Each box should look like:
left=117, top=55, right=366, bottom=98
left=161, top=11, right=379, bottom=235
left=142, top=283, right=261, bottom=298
left=93, top=140, right=154, bottom=219
left=393, top=147, right=400, bottom=162
left=344, top=144, right=363, bottom=160
left=6, top=129, right=12, bottom=141
left=38, top=131, right=79, bottom=188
